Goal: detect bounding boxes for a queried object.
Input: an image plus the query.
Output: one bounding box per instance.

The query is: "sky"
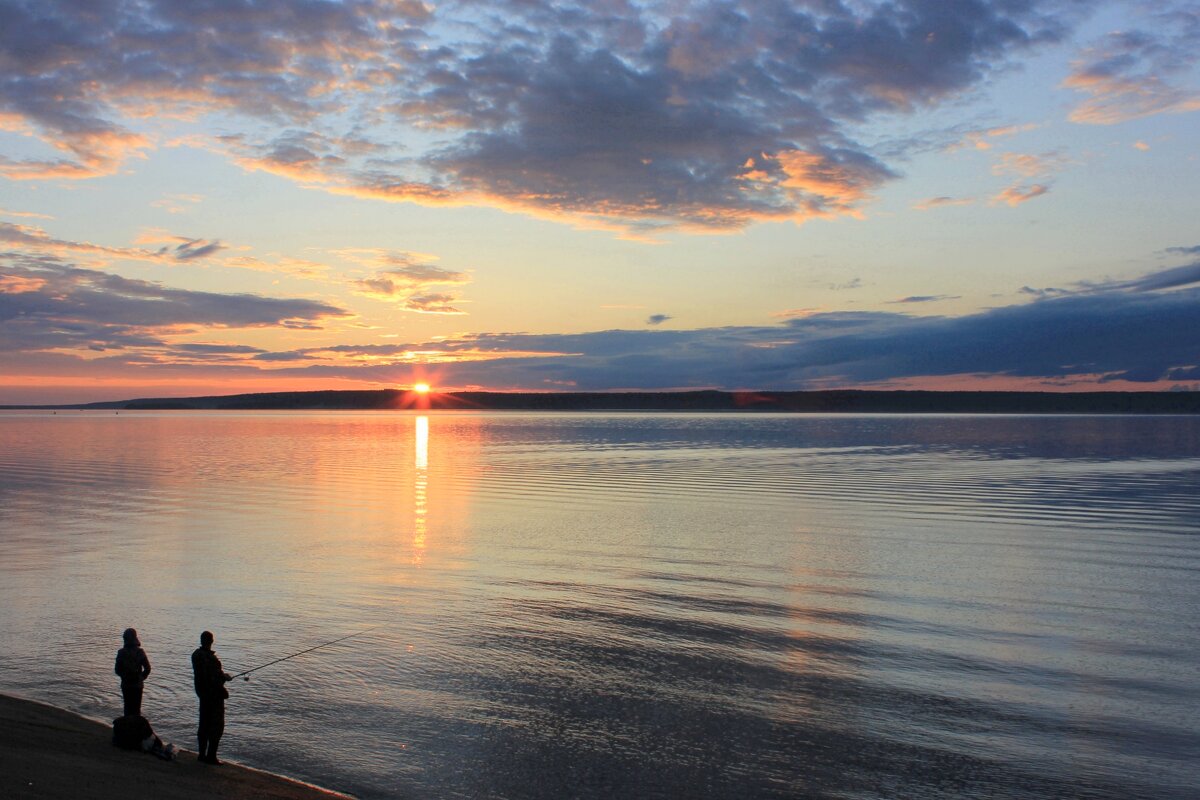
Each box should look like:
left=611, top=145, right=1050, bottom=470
left=1, top=0, right=1198, bottom=404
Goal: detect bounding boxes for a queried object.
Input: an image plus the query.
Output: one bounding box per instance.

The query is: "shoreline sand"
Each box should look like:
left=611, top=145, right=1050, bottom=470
left=0, top=693, right=351, bottom=799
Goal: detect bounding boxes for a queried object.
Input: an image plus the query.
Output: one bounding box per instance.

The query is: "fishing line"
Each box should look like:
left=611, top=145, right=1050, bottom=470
left=231, top=626, right=379, bottom=681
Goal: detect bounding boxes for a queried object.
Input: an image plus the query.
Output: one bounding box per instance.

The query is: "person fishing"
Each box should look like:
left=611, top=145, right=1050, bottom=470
left=191, top=630, right=232, bottom=765
left=114, top=627, right=151, bottom=717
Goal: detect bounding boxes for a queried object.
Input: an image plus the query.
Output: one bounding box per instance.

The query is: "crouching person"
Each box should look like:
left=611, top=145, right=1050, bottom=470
left=112, top=714, right=176, bottom=760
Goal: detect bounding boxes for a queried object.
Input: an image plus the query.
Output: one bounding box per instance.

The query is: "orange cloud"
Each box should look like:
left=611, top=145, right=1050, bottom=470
left=993, top=184, right=1049, bottom=206
left=771, top=307, right=825, bottom=319
left=949, top=123, right=1038, bottom=151
left=0, top=221, right=163, bottom=263
left=773, top=150, right=876, bottom=217
left=992, top=152, right=1068, bottom=179
left=350, top=251, right=470, bottom=314
left=0, top=128, right=150, bottom=181
left=913, top=196, right=975, bottom=211
left=0, top=274, right=47, bottom=293
left=224, top=255, right=331, bottom=278
left=150, top=194, right=204, bottom=214
left=1065, top=72, right=1200, bottom=125
left=0, top=208, right=55, bottom=220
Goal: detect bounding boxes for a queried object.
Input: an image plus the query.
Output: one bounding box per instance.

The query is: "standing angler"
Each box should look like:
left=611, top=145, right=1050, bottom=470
left=114, top=628, right=151, bottom=717
left=191, top=630, right=232, bottom=765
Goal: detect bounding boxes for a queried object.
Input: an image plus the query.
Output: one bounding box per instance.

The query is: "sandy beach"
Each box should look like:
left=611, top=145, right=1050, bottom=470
left=0, top=694, right=350, bottom=800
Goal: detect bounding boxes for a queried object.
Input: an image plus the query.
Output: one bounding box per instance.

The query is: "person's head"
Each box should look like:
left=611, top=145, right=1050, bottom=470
left=200, top=630, right=214, bottom=648
left=122, top=628, right=139, bottom=647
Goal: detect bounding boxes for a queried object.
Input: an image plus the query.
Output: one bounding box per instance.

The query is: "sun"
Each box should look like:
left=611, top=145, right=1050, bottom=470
left=413, top=383, right=431, bottom=394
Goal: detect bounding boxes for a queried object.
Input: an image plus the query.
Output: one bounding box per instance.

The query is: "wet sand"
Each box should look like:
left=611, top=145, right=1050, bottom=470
left=0, top=694, right=350, bottom=799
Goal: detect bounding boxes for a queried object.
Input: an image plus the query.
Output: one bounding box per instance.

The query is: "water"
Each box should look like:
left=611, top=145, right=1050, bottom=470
left=0, top=411, right=1197, bottom=799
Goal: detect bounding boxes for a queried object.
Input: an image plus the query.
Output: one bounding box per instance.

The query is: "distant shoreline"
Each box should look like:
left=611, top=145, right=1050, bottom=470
left=3, top=388, right=1200, bottom=414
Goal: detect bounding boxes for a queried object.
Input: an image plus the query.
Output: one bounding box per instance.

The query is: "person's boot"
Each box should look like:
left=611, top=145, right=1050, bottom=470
left=197, top=736, right=208, bottom=763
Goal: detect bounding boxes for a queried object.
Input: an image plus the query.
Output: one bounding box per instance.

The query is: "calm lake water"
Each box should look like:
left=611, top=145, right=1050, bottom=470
left=0, top=411, right=1197, bottom=799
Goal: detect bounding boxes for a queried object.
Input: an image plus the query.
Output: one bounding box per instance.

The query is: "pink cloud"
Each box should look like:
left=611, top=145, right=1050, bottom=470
left=992, top=183, right=1049, bottom=207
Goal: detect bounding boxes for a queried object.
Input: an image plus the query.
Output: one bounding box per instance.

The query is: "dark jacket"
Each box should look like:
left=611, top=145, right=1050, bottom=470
left=191, top=646, right=231, bottom=700
left=114, top=645, right=151, bottom=687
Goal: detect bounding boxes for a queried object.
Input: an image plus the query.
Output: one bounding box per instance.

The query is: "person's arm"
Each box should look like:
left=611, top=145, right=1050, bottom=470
left=213, top=654, right=232, bottom=682
left=115, top=653, right=123, bottom=677
left=140, top=651, right=152, bottom=680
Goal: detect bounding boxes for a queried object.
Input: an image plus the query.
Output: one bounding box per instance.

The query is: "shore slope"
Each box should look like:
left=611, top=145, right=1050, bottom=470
left=0, top=694, right=349, bottom=799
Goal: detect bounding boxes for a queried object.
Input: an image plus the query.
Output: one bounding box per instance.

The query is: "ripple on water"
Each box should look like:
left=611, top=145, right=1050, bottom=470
left=0, top=412, right=1198, bottom=799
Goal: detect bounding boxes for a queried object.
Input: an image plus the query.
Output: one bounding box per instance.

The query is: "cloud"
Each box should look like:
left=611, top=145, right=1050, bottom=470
left=1164, top=245, right=1200, bottom=256
left=913, top=196, right=974, bottom=211
left=351, top=251, right=470, bottom=314
left=0, top=208, right=55, bottom=220
left=242, top=281, right=1200, bottom=391
left=992, top=183, right=1049, bottom=206
left=8, top=257, right=1200, bottom=392
left=2, top=221, right=228, bottom=265
left=223, top=255, right=330, bottom=278
left=221, top=130, right=358, bottom=184
left=887, top=295, right=961, bottom=304
left=1019, top=285, right=1070, bottom=298
left=988, top=151, right=1067, bottom=207
left=1025, top=259, right=1200, bottom=295
left=0, top=255, right=351, bottom=356
left=441, top=281, right=1200, bottom=389
left=400, top=0, right=1069, bottom=233
left=992, top=151, right=1068, bottom=179
left=1064, top=9, right=1200, bottom=124
left=0, top=1, right=1084, bottom=234
left=0, top=221, right=162, bottom=262
left=170, top=238, right=226, bottom=261
left=771, top=308, right=823, bottom=319
left=829, top=277, right=863, bottom=291
left=646, top=314, right=672, bottom=325
left=0, top=0, right=427, bottom=178
left=151, top=194, right=204, bottom=214
left=949, top=123, right=1039, bottom=151
left=403, top=293, right=466, bottom=315
left=0, top=274, right=47, bottom=294
left=1093, top=261, right=1200, bottom=292
left=0, top=126, right=150, bottom=180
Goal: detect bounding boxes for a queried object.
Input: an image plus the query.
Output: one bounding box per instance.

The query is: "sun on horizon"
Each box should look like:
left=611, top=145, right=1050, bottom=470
left=413, top=383, right=431, bottom=395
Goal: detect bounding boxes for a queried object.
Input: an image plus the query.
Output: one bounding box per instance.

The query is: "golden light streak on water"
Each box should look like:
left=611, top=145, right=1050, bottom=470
left=415, top=415, right=429, bottom=471
left=413, top=415, right=429, bottom=564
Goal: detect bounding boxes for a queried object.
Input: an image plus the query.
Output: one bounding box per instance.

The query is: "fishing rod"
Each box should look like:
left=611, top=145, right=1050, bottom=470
left=231, top=626, right=379, bottom=681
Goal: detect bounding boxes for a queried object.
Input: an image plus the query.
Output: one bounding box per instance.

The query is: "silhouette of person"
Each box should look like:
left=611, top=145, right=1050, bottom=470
left=191, top=630, right=232, bottom=765
left=114, top=628, right=151, bottom=717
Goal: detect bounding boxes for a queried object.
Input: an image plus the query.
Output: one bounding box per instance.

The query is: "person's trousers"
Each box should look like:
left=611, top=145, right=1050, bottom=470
left=121, top=682, right=143, bottom=717
left=197, top=697, right=225, bottom=758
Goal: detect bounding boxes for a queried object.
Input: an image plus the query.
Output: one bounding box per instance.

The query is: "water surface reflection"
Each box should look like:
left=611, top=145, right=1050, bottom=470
left=0, top=412, right=1197, bottom=799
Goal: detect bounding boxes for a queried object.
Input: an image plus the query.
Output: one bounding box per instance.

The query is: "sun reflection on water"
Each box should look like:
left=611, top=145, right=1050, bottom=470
left=413, top=415, right=429, bottom=564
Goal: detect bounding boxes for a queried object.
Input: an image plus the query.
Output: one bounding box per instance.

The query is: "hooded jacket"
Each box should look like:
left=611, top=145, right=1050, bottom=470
left=115, top=633, right=151, bottom=687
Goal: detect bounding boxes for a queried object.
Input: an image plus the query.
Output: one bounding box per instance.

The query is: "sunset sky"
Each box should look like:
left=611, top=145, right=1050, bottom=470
left=1, top=0, right=1198, bottom=404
